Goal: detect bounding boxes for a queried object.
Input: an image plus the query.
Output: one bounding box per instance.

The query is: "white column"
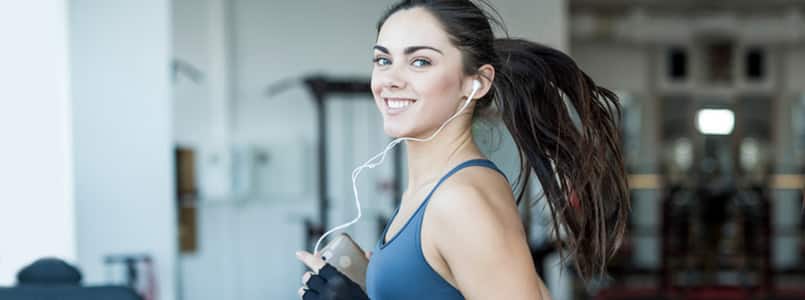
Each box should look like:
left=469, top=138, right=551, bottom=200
left=0, top=0, right=75, bottom=286
left=771, top=95, right=802, bottom=269
left=69, top=1, right=177, bottom=300
left=197, top=0, right=235, bottom=201
left=208, top=0, right=234, bottom=143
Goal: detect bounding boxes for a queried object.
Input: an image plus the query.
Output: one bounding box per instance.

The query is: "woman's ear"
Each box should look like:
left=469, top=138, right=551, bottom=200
left=469, top=64, right=495, bottom=99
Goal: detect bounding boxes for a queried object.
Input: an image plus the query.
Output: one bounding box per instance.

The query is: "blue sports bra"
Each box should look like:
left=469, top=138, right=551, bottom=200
left=365, top=159, right=507, bottom=300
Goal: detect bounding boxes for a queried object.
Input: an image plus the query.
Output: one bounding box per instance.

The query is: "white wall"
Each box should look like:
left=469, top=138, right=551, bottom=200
left=571, top=42, right=651, bottom=93
left=70, top=1, right=177, bottom=300
left=172, top=0, right=213, bottom=147
left=172, top=0, right=568, bottom=299
left=0, top=0, right=75, bottom=285
left=496, top=0, right=567, bottom=50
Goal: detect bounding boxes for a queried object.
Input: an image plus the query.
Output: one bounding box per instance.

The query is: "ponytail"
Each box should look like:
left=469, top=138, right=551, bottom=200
left=376, top=0, right=629, bottom=282
left=489, top=38, right=630, bottom=280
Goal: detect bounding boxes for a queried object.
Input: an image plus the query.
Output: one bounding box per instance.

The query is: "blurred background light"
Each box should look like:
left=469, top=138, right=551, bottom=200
left=696, top=108, right=735, bottom=135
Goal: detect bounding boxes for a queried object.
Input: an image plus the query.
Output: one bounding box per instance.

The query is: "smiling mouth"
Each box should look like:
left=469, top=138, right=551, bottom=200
left=384, top=98, right=417, bottom=113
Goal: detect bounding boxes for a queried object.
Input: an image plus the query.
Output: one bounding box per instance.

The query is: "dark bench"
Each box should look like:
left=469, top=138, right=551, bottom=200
left=0, top=258, right=142, bottom=300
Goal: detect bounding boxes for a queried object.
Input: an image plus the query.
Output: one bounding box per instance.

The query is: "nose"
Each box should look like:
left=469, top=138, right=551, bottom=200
left=384, top=77, right=406, bottom=90
left=376, top=66, right=407, bottom=91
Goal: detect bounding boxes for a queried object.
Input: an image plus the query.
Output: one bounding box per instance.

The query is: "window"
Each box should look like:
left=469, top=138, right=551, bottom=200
left=668, top=47, right=688, bottom=80
left=706, top=41, right=734, bottom=84
left=745, top=48, right=766, bottom=81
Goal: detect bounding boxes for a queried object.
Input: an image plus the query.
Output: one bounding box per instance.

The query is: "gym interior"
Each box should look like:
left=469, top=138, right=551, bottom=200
left=1, top=0, right=805, bottom=299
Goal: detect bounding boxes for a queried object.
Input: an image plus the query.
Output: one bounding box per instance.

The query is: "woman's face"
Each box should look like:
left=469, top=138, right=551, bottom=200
left=371, top=7, right=470, bottom=138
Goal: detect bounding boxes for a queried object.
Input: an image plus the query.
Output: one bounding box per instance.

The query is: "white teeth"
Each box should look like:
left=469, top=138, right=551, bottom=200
left=387, top=99, right=413, bottom=109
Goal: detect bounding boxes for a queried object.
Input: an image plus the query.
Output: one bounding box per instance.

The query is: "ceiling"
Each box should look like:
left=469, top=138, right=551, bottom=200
left=570, top=0, right=805, bottom=14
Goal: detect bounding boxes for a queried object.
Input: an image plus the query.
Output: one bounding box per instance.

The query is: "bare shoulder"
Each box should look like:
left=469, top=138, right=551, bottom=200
left=423, top=164, right=548, bottom=298
left=426, top=164, right=521, bottom=234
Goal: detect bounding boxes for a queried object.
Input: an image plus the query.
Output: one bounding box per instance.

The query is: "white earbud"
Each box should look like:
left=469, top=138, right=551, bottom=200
left=455, top=79, right=482, bottom=112
left=470, top=79, right=482, bottom=98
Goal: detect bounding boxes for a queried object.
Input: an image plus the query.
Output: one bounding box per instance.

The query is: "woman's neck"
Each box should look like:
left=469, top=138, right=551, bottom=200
left=402, top=119, right=484, bottom=201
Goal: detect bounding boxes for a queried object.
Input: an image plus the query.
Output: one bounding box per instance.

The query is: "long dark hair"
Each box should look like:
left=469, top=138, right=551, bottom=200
left=377, top=0, right=630, bottom=280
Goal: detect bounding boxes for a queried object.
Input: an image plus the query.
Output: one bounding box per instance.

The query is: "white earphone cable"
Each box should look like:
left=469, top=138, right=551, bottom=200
left=313, top=81, right=482, bottom=254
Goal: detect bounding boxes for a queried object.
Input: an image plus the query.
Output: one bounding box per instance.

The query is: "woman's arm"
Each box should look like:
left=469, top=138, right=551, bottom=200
left=429, top=184, right=552, bottom=300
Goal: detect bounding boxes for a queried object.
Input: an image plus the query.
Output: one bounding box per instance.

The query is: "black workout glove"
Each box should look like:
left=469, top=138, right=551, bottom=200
left=303, top=263, right=369, bottom=300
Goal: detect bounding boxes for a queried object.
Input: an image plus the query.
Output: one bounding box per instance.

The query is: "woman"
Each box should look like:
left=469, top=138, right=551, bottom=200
left=296, top=0, right=629, bottom=299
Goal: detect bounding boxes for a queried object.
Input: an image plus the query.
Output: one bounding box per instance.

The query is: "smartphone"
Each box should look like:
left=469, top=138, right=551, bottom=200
left=319, top=233, right=369, bottom=291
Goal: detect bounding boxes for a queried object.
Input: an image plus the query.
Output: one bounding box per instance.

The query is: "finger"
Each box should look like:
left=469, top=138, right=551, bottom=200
left=302, top=271, right=312, bottom=285
left=318, top=264, right=341, bottom=281
left=295, top=251, right=326, bottom=272
left=301, top=287, right=319, bottom=300
left=306, top=274, right=326, bottom=291
left=365, top=251, right=372, bottom=260
left=298, top=287, right=305, bottom=299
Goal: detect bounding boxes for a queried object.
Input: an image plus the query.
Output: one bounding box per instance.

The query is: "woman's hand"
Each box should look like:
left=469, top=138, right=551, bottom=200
left=295, top=251, right=370, bottom=300
left=296, top=251, right=325, bottom=299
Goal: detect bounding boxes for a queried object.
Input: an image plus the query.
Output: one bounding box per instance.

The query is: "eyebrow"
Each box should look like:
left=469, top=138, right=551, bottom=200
left=373, top=45, right=443, bottom=55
